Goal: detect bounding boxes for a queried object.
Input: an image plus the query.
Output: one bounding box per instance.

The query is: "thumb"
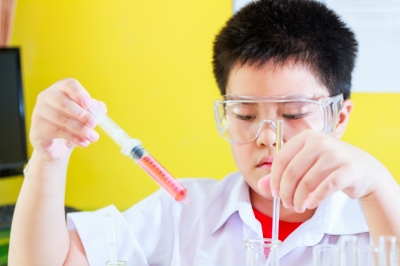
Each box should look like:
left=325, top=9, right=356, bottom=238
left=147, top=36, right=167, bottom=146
left=258, top=174, right=272, bottom=193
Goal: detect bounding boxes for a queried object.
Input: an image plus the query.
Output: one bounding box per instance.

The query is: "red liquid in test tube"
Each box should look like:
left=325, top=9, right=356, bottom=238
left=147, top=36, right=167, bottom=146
left=138, top=154, right=189, bottom=203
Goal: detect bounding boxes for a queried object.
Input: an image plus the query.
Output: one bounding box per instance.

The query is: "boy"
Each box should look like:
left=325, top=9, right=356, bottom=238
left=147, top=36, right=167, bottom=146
left=9, top=0, right=400, bottom=265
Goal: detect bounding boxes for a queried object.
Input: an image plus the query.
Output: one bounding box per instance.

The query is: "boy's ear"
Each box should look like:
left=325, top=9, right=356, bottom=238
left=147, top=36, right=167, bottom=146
left=331, top=99, right=353, bottom=138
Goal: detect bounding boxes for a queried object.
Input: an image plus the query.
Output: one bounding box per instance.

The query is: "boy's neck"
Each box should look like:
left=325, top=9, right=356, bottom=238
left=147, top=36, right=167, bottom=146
left=250, top=188, right=316, bottom=223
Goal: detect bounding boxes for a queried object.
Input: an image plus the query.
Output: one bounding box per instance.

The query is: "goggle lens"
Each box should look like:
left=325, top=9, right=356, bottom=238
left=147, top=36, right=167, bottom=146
left=214, top=94, right=343, bottom=144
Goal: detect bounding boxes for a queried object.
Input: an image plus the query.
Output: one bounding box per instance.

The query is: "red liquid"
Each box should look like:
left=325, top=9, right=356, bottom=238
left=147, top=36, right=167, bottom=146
left=138, top=154, right=188, bottom=201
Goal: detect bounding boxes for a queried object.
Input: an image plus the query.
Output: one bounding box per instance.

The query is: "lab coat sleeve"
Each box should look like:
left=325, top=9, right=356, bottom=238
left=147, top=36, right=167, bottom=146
left=67, top=205, right=149, bottom=266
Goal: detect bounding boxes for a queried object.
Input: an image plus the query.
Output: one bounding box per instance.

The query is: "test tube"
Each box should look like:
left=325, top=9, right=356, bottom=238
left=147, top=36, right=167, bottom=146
left=313, top=244, right=340, bottom=266
left=338, top=235, right=357, bottom=266
left=397, top=245, right=400, bottom=266
left=89, top=106, right=189, bottom=203
left=378, top=235, right=398, bottom=266
left=356, top=245, right=378, bottom=266
left=105, top=214, right=118, bottom=265
left=271, top=120, right=283, bottom=266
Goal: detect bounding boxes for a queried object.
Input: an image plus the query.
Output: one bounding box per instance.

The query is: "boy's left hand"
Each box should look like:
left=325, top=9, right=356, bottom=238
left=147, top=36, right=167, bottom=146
left=266, top=130, right=387, bottom=213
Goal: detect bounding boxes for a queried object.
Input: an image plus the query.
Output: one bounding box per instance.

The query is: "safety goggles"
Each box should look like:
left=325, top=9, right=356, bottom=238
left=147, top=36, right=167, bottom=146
left=213, top=93, right=343, bottom=144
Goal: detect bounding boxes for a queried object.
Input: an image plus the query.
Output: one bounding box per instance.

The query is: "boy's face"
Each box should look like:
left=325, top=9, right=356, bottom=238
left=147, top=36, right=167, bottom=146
left=225, top=61, right=337, bottom=201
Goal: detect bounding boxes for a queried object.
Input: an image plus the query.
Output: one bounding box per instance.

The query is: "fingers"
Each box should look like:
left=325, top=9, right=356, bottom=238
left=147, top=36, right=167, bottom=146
left=270, top=130, right=351, bottom=213
left=269, top=130, right=308, bottom=200
left=44, top=87, right=96, bottom=128
left=279, top=143, right=319, bottom=210
left=258, top=174, right=272, bottom=192
left=266, top=130, right=381, bottom=214
left=36, top=117, right=94, bottom=147
left=30, top=78, right=105, bottom=149
left=304, top=168, right=351, bottom=210
left=45, top=105, right=99, bottom=143
left=55, top=78, right=93, bottom=109
left=291, top=154, right=342, bottom=212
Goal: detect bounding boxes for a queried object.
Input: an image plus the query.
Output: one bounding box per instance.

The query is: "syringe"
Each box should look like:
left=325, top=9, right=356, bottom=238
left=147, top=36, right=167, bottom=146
left=89, top=105, right=189, bottom=203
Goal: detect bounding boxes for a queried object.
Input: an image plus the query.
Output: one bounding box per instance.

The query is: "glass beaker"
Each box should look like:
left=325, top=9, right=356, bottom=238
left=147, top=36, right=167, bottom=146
left=313, top=244, right=339, bottom=266
left=243, top=238, right=282, bottom=266
left=106, top=261, right=127, bottom=266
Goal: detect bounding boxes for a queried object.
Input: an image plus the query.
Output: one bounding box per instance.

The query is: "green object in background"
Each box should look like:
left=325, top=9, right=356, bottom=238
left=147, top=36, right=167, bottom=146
left=0, top=229, right=10, bottom=266
left=0, top=244, right=8, bottom=266
left=0, top=229, right=10, bottom=240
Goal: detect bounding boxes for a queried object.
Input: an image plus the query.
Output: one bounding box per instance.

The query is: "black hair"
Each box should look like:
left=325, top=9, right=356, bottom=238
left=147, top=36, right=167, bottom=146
left=212, top=0, right=358, bottom=100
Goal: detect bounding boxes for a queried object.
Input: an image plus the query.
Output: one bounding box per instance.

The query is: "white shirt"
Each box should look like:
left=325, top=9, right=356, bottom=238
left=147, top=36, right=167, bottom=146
left=67, top=172, right=371, bottom=266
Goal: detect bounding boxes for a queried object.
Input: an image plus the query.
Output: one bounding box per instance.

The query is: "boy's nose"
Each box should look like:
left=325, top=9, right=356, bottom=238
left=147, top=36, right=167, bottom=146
left=255, top=121, right=277, bottom=148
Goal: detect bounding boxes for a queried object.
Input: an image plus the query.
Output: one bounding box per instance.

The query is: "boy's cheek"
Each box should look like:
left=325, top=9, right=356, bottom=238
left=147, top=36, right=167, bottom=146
left=229, top=145, right=249, bottom=171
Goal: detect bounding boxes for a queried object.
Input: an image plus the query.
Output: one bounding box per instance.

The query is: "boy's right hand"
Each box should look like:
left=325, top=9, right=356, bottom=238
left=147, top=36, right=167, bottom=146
left=30, top=78, right=104, bottom=163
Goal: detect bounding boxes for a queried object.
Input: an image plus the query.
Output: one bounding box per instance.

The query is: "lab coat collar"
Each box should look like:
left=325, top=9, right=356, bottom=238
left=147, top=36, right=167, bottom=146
left=321, top=190, right=369, bottom=235
left=211, top=173, right=262, bottom=237
left=279, top=190, right=369, bottom=258
left=210, top=172, right=369, bottom=248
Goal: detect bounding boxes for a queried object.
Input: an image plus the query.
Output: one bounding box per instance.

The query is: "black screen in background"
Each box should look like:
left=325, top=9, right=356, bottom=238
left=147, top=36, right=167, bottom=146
left=0, top=48, right=27, bottom=176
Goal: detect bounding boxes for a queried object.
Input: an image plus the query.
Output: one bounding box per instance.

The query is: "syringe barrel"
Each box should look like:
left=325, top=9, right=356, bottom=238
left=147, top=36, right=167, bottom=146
left=90, top=112, right=130, bottom=147
left=130, top=146, right=188, bottom=202
left=89, top=107, right=188, bottom=203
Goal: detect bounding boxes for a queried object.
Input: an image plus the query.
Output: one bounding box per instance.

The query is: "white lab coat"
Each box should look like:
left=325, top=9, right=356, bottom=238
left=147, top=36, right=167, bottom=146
left=67, top=172, right=371, bottom=266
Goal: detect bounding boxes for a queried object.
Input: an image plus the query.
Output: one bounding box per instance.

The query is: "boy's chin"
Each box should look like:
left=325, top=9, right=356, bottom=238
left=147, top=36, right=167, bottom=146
left=254, top=188, right=275, bottom=201
left=261, top=192, right=275, bottom=201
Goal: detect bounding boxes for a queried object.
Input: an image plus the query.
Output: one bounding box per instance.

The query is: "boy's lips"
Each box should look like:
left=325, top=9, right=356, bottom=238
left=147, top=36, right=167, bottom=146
left=256, top=156, right=274, bottom=168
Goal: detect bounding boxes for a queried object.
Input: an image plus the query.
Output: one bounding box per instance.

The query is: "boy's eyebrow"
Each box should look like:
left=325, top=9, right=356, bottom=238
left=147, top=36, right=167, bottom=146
left=226, top=101, right=258, bottom=110
left=235, top=99, right=309, bottom=104
left=281, top=101, right=311, bottom=106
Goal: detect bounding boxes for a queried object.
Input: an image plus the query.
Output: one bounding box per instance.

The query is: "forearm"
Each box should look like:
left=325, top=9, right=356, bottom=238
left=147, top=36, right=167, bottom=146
left=360, top=170, right=400, bottom=245
left=8, top=150, right=72, bottom=266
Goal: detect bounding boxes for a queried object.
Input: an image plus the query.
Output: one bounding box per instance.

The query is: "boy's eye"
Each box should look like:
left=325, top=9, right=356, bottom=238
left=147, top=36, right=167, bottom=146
left=282, top=113, right=308, bottom=119
left=230, top=105, right=257, bottom=121
left=235, top=114, right=256, bottom=121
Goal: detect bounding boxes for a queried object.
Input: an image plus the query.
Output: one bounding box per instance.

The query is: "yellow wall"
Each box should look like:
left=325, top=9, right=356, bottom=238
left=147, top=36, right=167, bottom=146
left=2, top=0, right=235, bottom=210
left=1, top=0, right=399, bottom=210
left=342, top=93, right=400, bottom=179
